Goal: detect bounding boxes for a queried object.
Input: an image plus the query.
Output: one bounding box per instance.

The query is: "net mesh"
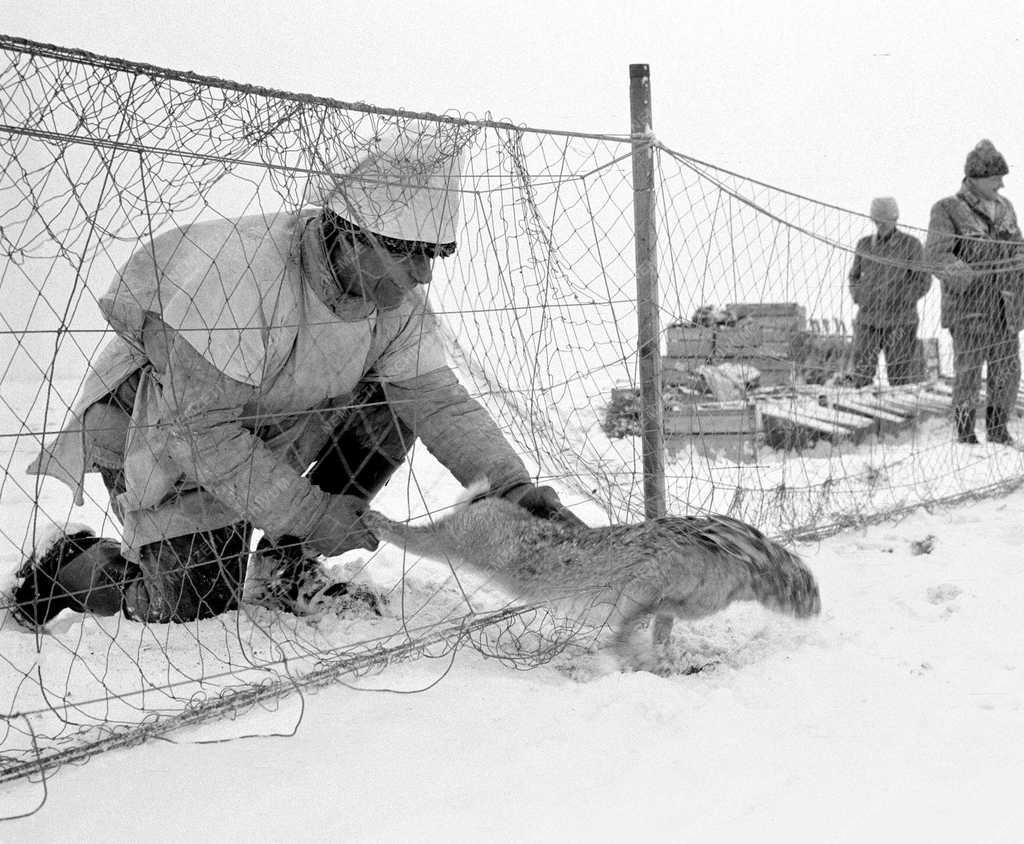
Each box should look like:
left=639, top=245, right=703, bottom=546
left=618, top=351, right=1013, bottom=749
left=2, top=35, right=1023, bottom=793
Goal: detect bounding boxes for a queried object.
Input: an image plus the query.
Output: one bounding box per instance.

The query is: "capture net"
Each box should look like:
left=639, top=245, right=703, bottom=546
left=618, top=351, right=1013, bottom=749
left=1, top=34, right=1023, bottom=794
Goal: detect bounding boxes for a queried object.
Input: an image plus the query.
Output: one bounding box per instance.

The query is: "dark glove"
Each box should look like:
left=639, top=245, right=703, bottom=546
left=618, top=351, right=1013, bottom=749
left=305, top=494, right=379, bottom=558
left=502, top=483, right=586, bottom=528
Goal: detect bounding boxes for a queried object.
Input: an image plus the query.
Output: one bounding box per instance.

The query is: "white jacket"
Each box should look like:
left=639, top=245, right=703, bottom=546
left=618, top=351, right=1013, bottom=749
left=29, top=211, right=529, bottom=558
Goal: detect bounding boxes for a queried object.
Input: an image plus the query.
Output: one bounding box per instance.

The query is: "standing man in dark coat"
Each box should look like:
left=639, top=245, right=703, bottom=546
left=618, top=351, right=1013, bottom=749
left=848, top=196, right=931, bottom=387
left=926, top=139, right=1024, bottom=444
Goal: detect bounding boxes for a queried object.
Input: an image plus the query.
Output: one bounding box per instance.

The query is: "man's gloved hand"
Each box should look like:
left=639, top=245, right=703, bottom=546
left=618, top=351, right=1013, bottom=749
left=305, top=494, right=379, bottom=558
left=502, top=483, right=586, bottom=528
left=943, top=257, right=974, bottom=289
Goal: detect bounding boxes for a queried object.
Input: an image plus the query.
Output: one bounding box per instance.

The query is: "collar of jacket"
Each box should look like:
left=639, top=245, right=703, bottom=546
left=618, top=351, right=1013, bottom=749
left=956, top=178, right=1008, bottom=227
left=871, top=229, right=898, bottom=248
left=301, top=213, right=376, bottom=321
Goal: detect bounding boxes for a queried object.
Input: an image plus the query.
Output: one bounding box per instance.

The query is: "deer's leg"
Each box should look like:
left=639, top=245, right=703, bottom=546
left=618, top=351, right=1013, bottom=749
left=610, top=602, right=654, bottom=665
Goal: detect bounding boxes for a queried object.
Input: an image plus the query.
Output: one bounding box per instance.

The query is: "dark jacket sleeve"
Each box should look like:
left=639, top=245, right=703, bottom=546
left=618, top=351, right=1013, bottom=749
left=142, top=319, right=330, bottom=540
left=906, top=236, right=932, bottom=301
left=384, top=367, right=531, bottom=493
left=848, top=245, right=863, bottom=305
left=925, top=200, right=972, bottom=292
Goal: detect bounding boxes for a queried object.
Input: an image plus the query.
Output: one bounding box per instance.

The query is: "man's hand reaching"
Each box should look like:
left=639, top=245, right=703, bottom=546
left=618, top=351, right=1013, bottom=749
left=502, top=483, right=586, bottom=528
left=305, top=494, right=379, bottom=557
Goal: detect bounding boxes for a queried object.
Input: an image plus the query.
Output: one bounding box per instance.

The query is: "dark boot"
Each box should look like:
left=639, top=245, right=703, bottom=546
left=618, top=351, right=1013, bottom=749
left=986, top=406, right=1015, bottom=445
left=954, top=407, right=979, bottom=444
left=12, top=528, right=132, bottom=627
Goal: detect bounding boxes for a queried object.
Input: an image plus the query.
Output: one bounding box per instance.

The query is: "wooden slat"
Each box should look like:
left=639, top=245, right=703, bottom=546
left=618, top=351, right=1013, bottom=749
left=880, top=388, right=951, bottom=415
left=843, top=394, right=919, bottom=419
left=761, top=398, right=874, bottom=442
left=791, top=399, right=877, bottom=435
left=825, top=395, right=911, bottom=435
left=875, top=390, right=948, bottom=418
left=760, top=401, right=856, bottom=448
left=727, top=302, right=806, bottom=319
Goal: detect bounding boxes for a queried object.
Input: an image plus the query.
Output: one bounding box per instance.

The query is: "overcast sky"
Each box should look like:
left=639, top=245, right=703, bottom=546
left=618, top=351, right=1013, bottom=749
left=5, top=1, right=1024, bottom=229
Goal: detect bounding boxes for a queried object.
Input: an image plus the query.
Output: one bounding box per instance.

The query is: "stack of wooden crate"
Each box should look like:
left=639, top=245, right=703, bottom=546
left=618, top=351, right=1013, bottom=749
left=727, top=302, right=806, bottom=386
left=662, top=302, right=805, bottom=388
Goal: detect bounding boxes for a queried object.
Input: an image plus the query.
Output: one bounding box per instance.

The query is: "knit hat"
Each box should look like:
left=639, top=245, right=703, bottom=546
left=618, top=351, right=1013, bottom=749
left=964, top=139, right=1009, bottom=179
left=869, top=196, right=899, bottom=223
left=314, top=122, right=469, bottom=257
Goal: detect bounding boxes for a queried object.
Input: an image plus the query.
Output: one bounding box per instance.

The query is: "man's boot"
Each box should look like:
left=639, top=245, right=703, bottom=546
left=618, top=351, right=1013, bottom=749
left=986, top=406, right=1015, bottom=445
left=12, top=526, right=131, bottom=627
left=954, top=407, right=979, bottom=444
left=244, top=536, right=385, bottom=617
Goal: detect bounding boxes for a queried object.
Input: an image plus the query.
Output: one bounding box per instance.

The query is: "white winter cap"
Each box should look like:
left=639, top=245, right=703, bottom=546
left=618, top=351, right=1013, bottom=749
left=317, top=123, right=467, bottom=256
left=869, top=196, right=899, bottom=222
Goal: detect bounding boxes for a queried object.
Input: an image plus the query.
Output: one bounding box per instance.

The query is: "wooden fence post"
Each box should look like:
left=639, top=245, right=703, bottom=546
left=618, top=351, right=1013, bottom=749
left=629, top=63, right=666, bottom=518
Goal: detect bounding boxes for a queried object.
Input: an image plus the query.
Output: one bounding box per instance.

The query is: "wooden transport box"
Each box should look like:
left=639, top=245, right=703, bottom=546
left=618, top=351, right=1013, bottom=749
left=662, top=401, right=760, bottom=436
left=666, top=431, right=762, bottom=463
left=665, top=325, right=714, bottom=358
left=728, top=302, right=807, bottom=320
left=664, top=401, right=762, bottom=463
left=714, top=324, right=764, bottom=356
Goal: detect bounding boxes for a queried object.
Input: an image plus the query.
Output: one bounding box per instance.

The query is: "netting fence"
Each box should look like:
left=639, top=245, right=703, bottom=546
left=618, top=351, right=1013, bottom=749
left=2, top=34, right=1023, bottom=796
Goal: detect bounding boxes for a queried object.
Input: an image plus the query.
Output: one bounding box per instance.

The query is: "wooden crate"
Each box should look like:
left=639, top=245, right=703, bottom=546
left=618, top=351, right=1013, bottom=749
left=728, top=302, right=806, bottom=319
left=604, top=384, right=714, bottom=439
left=604, top=387, right=760, bottom=462
left=714, top=324, right=764, bottom=356
left=718, top=340, right=792, bottom=361
left=665, top=401, right=761, bottom=463
left=609, top=385, right=710, bottom=406
left=663, top=401, right=760, bottom=436
left=728, top=304, right=807, bottom=339
left=665, top=325, right=714, bottom=358
left=728, top=303, right=806, bottom=332
left=667, top=431, right=762, bottom=463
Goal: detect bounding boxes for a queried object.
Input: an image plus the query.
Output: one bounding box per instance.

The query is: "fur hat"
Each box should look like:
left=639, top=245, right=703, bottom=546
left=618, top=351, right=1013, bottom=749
left=869, top=196, right=899, bottom=222
left=964, top=139, right=1009, bottom=179
left=315, top=122, right=469, bottom=256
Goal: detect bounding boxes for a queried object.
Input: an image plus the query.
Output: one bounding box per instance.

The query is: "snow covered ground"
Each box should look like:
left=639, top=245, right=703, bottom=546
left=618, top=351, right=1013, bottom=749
left=2, top=448, right=1023, bottom=840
